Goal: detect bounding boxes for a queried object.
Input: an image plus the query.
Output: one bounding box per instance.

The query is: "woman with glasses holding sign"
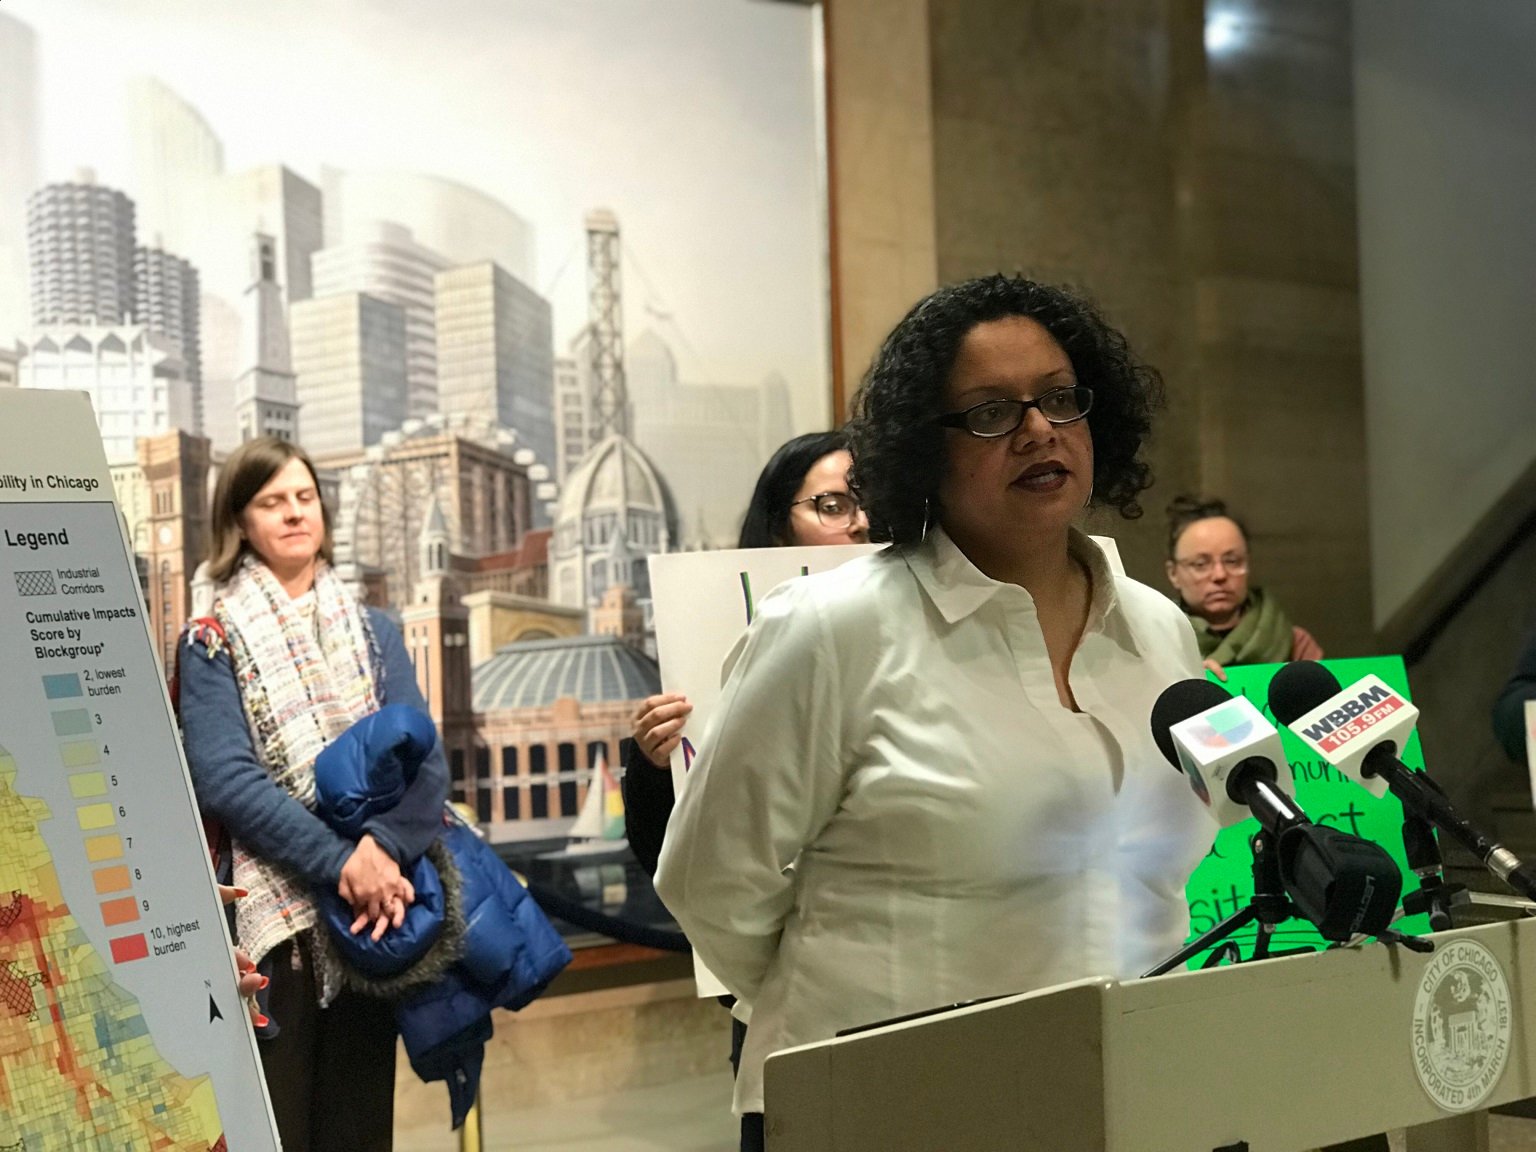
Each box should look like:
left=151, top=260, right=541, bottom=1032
left=623, top=431, right=869, bottom=1095
left=1165, top=494, right=1324, bottom=680
left=655, top=275, right=1211, bottom=1152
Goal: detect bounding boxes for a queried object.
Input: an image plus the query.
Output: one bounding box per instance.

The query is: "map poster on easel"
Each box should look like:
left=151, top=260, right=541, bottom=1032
left=0, top=391, right=278, bottom=1150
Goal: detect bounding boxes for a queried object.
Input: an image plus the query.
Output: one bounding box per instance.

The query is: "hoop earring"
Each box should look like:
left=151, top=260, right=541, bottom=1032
left=1083, top=482, right=1095, bottom=510
left=921, top=498, right=932, bottom=544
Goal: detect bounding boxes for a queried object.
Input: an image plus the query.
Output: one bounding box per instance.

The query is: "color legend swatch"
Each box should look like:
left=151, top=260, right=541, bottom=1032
left=42, top=673, right=82, bottom=699
left=109, top=934, right=149, bottom=964
left=76, top=803, right=115, bottom=831
left=51, top=708, right=92, bottom=737
left=93, top=866, right=133, bottom=895
left=84, top=834, right=123, bottom=862
left=68, top=772, right=107, bottom=798
left=100, top=896, right=139, bottom=926
left=60, top=741, right=100, bottom=768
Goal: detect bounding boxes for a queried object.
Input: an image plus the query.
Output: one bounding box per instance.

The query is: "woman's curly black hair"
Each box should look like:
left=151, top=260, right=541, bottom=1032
left=846, top=274, right=1164, bottom=545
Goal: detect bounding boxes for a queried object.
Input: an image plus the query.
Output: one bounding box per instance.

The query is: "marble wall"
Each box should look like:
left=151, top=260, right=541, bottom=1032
left=825, top=0, right=938, bottom=414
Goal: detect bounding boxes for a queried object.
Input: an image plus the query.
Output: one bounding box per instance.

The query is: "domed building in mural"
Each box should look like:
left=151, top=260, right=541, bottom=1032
left=550, top=432, right=680, bottom=614
left=467, top=634, right=661, bottom=837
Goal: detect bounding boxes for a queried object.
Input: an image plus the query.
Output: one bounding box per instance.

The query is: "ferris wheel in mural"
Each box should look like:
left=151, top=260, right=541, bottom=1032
left=331, top=412, right=557, bottom=609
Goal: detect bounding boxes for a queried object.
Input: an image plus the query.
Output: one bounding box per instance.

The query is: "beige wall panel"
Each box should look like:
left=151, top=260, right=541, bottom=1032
left=827, top=0, right=939, bottom=405
left=926, top=0, right=1197, bottom=584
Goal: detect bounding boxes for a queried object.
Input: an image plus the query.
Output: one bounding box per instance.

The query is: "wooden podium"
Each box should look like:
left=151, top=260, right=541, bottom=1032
left=763, top=918, right=1536, bottom=1151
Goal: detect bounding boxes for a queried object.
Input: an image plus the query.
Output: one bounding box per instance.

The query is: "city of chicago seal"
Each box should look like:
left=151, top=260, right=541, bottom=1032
left=1411, top=938, right=1512, bottom=1112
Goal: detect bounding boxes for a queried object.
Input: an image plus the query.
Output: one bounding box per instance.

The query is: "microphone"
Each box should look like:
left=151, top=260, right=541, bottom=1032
left=1270, top=661, right=1536, bottom=901
left=1150, top=679, right=1401, bottom=940
left=1150, top=678, right=1305, bottom=833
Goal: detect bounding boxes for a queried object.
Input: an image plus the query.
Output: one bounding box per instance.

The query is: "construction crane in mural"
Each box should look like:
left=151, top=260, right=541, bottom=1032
left=585, top=208, right=628, bottom=442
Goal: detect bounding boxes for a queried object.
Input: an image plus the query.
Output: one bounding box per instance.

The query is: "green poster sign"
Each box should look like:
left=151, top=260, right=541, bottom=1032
left=1180, top=656, right=1431, bottom=967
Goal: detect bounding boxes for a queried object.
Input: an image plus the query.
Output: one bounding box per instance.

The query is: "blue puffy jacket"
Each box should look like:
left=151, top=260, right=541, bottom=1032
left=313, top=705, right=450, bottom=980
left=311, top=705, right=573, bottom=1127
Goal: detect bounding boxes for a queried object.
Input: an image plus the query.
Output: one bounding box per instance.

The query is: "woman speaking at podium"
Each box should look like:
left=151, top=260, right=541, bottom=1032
left=656, top=275, right=1212, bottom=1151
left=179, top=438, right=447, bottom=1152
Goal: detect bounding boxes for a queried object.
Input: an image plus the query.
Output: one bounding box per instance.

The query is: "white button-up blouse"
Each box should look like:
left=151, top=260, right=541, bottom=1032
left=654, top=527, right=1214, bottom=1114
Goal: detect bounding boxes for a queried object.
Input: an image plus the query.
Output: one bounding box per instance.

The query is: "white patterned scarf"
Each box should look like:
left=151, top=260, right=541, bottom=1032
left=213, top=555, right=380, bottom=1002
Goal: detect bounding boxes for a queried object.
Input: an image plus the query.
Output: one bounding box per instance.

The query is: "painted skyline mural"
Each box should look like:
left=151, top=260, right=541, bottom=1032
left=0, top=0, right=830, bottom=848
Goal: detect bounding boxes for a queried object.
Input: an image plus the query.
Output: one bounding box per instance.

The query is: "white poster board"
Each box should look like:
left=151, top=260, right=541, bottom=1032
left=1525, top=700, right=1536, bottom=814
left=649, top=544, right=878, bottom=996
left=0, top=391, right=279, bottom=1149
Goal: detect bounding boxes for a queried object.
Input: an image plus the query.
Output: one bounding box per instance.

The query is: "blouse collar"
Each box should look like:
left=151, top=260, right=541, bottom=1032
left=904, top=525, right=1132, bottom=650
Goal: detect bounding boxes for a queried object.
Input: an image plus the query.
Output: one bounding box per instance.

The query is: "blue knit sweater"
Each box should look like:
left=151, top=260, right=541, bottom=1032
left=179, top=609, right=449, bottom=886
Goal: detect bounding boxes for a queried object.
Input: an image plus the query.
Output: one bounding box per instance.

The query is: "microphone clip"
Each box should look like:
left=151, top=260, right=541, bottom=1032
left=1371, top=928, right=1434, bottom=955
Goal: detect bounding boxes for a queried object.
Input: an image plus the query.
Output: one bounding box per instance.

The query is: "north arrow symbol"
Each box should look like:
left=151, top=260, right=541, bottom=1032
left=209, top=994, right=223, bottom=1023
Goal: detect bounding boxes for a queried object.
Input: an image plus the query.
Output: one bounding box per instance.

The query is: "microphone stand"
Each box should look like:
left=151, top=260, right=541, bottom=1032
left=1143, top=831, right=1307, bottom=977
left=1142, top=827, right=1434, bottom=978
left=1363, top=745, right=1536, bottom=901
left=1397, top=811, right=1467, bottom=932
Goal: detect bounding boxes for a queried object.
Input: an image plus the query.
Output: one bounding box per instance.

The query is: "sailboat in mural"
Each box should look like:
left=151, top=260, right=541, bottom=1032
left=565, top=747, right=628, bottom=855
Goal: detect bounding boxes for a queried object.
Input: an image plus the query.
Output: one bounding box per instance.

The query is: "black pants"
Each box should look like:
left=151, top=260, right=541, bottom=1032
left=741, top=1112, right=765, bottom=1152
left=258, top=936, right=398, bottom=1152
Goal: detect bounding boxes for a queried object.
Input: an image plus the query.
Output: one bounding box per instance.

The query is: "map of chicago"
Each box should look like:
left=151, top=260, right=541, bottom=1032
left=0, top=745, right=226, bottom=1151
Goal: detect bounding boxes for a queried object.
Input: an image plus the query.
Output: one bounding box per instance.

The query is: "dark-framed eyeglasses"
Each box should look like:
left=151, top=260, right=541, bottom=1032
left=937, top=385, right=1094, bottom=438
left=1174, top=553, right=1249, bottom=577
left=790, top=490, right=863, bottom=526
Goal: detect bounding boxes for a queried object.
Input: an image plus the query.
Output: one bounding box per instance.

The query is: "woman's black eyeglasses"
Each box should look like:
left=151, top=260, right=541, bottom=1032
left=789, top=491, right=863, bottom=527
left=937, top=385, right=1094, bottom=438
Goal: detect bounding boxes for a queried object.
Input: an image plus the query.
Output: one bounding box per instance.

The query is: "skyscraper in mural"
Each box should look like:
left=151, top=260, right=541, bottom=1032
left=219, top=167, right=323, bottom=306
left=110, top=430, right=212, bottom=667
left=21, top=172, right=194, bottom=462
left=126, top=76, right=226, bottom=262
left=190, top=165, right=322, bottom=450
left=331, top=416, right=536, bottom=608
left=133, top=244, right=203, bottom=434
left=311, top=222, right=449, bottom=419
left=234, top=234, right=299, bottom=444
left=291, top=291, right=409, bottom=459
left=435, top=262, right=557, bottom=478
left=27, top=172, right=136, bottom=327
left=322, top=168, right=535, bottom=285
